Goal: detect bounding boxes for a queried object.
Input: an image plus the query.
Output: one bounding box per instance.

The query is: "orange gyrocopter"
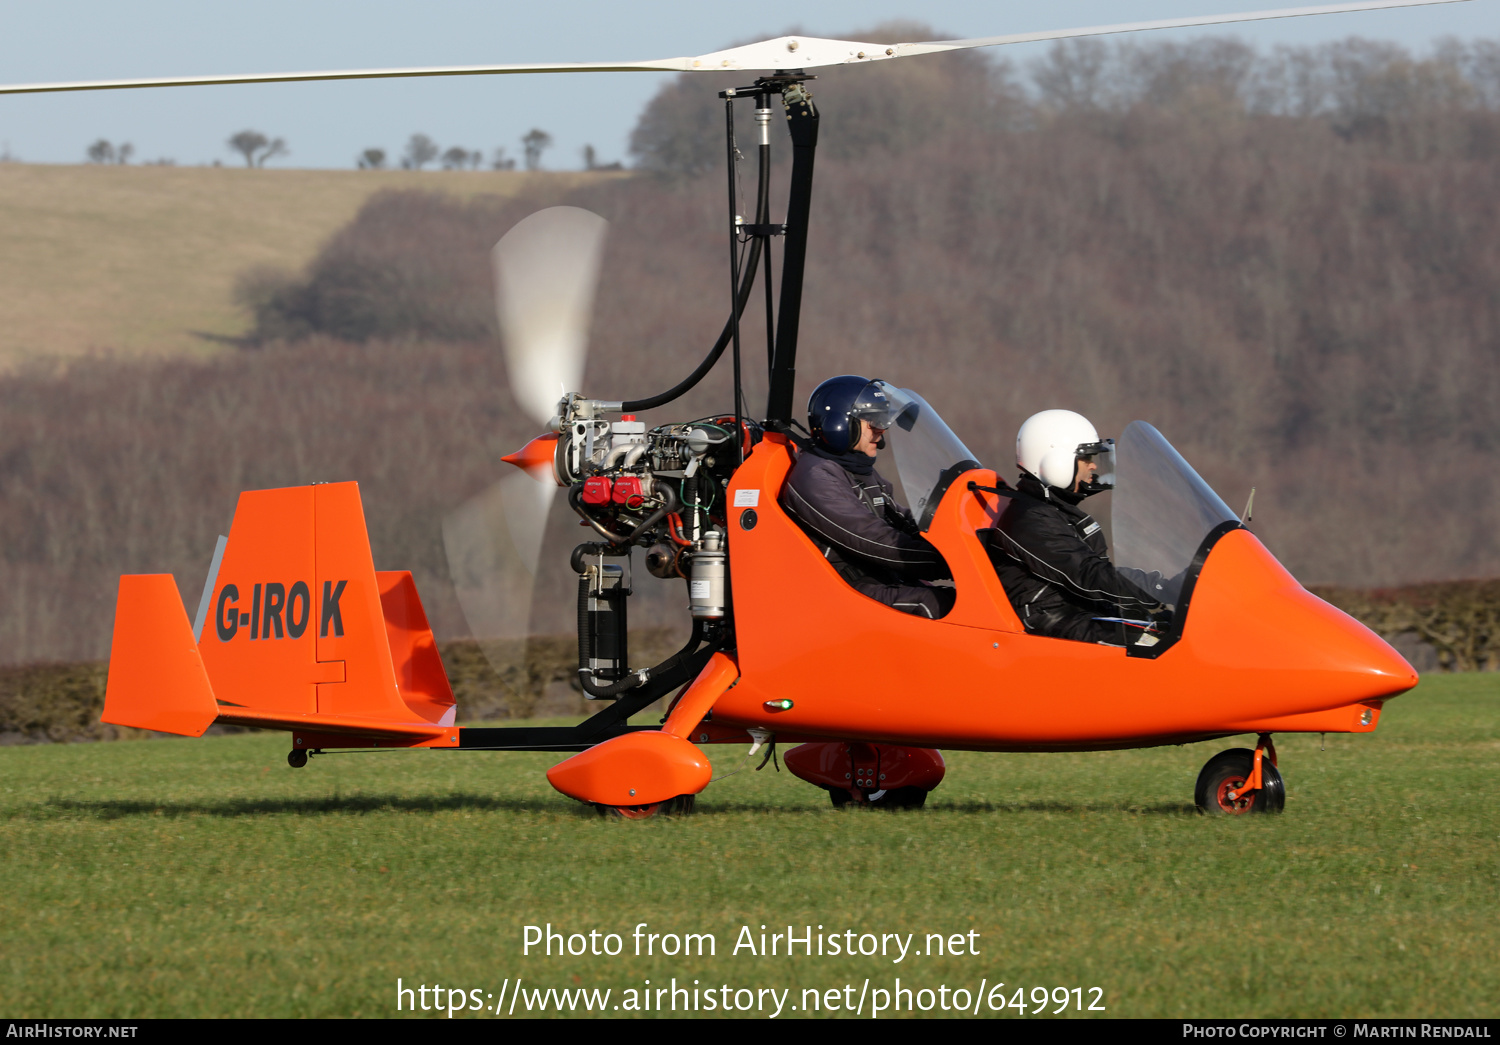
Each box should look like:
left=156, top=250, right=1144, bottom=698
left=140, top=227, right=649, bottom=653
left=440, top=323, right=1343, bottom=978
left=43, top=3, right=1435, bottom=817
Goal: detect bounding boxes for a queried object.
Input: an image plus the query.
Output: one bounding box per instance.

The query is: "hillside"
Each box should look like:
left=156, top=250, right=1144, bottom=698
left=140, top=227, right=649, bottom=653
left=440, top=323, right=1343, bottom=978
left=0, top=164, right=604, bottom=364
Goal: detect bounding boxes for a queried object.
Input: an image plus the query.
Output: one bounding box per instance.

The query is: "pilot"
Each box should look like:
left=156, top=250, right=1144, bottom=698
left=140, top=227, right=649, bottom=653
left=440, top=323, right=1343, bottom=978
left=780, top=375, right=954, bottom=619
left=985, top=409, right=1168, bottom=644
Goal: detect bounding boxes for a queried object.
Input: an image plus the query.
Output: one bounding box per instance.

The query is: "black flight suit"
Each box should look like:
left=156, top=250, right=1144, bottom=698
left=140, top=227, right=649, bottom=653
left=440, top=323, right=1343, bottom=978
left=982, top=474, right=1166, bottom=643
left=780, top=448, right=955, bottom=619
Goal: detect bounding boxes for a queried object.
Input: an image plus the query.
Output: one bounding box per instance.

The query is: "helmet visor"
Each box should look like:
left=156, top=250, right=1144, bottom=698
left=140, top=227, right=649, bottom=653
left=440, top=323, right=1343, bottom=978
left=851, top=380, right=916, bottom=431
left=1076, top=439, right=1116, bottom=493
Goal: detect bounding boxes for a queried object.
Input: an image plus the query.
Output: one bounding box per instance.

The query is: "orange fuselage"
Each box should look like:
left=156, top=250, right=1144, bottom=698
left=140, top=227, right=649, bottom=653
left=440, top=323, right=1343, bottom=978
left=710, top=435, right=1416, bottom=752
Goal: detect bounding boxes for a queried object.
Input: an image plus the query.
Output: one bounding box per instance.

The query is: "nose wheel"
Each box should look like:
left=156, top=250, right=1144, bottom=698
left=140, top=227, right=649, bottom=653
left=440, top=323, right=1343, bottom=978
left=1195, top=738, right=1284, bottom=815
left=594, top=794, right=695, bottom=819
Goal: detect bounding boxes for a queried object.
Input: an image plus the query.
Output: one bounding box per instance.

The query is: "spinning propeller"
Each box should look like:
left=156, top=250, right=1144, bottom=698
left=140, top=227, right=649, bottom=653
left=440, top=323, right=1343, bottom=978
left=441, top=208, right=608, bottom=682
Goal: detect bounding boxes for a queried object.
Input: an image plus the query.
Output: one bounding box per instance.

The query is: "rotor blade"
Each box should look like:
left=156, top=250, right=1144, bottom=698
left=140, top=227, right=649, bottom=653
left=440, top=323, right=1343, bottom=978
left=493, top=206, right=608, bottom=427
left=684, top=1, right=1472, bottom=70
left=895, top=0, right=1475, bottom=58
left=0, top=0, right=1469, bottom=94
left=0, top=59, right=693, bottom=95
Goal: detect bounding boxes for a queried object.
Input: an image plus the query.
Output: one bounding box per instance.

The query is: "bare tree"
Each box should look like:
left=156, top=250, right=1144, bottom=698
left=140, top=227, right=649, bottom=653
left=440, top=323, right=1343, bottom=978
left=257, top=138, right=287, bottom=166
left=1033, top=39, right=1114, bottom=112
left=358, top=148, right=387, bottom=170
left=581, top=144, right=622, bottom=171
left=491, top=147, right=516, bottom=170
left=521, top=128, right=553, bottom=171
left=402, top=134, right=439, bottom=170
left=227, top=130, right=286, bottom=167
left=227, top=130, right=267, bottom=167
left=86, top=140, right=135, bottom=165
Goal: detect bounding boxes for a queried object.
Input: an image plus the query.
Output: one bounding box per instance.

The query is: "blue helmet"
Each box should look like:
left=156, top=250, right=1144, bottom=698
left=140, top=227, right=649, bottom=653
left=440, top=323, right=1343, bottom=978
left=807, top=375, right=906, bottom=453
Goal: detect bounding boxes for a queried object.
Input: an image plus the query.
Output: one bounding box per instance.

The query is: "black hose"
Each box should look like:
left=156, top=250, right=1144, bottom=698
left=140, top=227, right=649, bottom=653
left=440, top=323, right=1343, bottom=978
left=570, top=542, right=614, bottom=574
left=620, top=106, right=774, bottom=415
left=579, top=618, right=709, bottom=700
left=622, top=481, right=680, bottom=544
left=576, top=571, right=592, bottom=685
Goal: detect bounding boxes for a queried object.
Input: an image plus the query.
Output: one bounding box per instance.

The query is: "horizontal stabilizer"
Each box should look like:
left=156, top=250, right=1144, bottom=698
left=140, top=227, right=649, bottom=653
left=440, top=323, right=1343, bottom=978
left=102, top=575, right=218, bottom=736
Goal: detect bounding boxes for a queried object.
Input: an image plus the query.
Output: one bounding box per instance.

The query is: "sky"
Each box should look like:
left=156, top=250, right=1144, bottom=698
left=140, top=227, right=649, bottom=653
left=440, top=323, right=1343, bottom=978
left=1, top=0, right=1497, bottom=170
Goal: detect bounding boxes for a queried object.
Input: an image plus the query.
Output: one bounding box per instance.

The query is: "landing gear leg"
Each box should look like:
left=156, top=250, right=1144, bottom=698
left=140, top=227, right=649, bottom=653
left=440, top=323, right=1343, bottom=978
left=1195, top=734, right=1284, bottom=815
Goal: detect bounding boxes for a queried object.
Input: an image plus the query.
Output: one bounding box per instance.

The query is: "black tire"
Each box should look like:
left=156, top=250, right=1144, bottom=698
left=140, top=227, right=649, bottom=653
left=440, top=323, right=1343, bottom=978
left=287, top=748, right=308, bottom=769
left=1195, top=748, right=1284, bottom=815
left=1258, top=760, right=1286, bottom=813
left=595, top=794, right=695, bottom=819
left=827, top=786, right=928, bottom=809
left=871, top=786, right=929, bottom=809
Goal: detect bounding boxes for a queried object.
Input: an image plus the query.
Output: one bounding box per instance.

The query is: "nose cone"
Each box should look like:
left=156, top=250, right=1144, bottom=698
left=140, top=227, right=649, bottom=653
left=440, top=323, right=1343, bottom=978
left=1186, top=530, right=1418, bottom=714
left=501, top=431, right=561, bottom=485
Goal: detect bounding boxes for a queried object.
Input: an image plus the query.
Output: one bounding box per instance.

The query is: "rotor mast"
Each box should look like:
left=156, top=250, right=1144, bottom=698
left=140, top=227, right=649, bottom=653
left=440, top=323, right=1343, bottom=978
left=764, top=80, right=818, bottom=428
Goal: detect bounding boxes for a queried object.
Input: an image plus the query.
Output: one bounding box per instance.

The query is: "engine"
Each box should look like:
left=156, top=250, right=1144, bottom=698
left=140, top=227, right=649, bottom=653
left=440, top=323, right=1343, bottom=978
left=546, top=396, right=752, bottom=697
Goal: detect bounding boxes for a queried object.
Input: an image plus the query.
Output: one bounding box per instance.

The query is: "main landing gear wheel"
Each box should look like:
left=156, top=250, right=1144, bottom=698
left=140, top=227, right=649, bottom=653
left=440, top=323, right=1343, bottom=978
left=594, top=794, right=696, bottom=819
left=287, top=749, right=308, bottom=769
left=827, top=786, right=929, bottom=810
left=1194, top=748, right=1285, bottom=815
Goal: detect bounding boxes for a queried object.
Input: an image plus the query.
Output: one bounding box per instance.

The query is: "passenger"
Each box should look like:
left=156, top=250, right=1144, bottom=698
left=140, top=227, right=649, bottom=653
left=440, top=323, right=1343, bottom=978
left=780, top=375, right=955, bottom=619
left=984, top=409, right=1169, bottom=645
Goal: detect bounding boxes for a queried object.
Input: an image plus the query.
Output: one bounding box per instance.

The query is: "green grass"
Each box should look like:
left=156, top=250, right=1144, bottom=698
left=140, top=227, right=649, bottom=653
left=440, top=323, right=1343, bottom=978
left=1, top=674, right=1496, bottom=1019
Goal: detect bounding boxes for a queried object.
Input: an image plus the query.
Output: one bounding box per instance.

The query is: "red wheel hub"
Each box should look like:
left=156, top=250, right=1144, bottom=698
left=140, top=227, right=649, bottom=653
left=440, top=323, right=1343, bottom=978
left=1215, top=776, right=1254, bottom=814
left=610, top=803, right=664, bottom=820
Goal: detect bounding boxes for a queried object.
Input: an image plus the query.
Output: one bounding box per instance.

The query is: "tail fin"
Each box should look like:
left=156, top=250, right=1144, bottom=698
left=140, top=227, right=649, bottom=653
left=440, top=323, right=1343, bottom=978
left=104, top=482, right=456, bottom=745
left=102, top=575, right=218, bottom=736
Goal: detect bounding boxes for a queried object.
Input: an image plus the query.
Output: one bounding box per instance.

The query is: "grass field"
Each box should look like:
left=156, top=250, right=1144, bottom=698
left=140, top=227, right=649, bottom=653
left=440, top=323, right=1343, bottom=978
left=0, top=163, right=603, bottom=365
left=1, top=673, right=1496, bottom=1019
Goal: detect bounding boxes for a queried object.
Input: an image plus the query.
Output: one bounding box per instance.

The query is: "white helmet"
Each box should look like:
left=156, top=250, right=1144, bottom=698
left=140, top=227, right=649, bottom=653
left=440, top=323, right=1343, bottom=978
left=1016, top=409, right=1115, bottom=493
